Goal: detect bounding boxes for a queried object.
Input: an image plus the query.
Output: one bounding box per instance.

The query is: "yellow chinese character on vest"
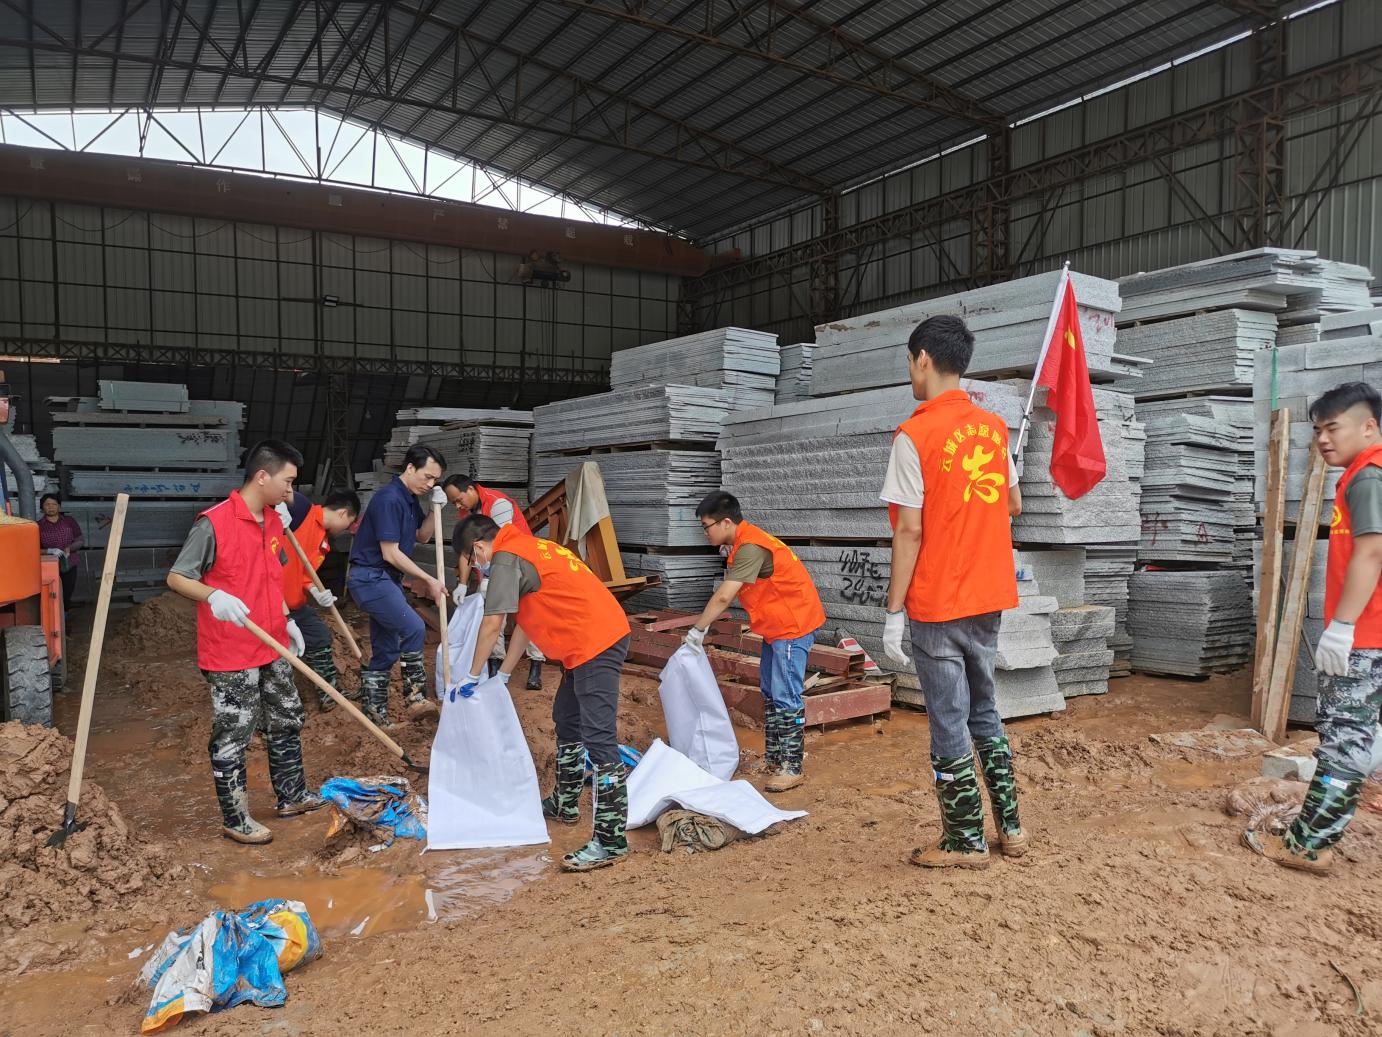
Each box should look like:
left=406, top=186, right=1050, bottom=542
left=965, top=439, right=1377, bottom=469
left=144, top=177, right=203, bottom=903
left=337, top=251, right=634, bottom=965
left=961, top=444, right=1006, bottom=504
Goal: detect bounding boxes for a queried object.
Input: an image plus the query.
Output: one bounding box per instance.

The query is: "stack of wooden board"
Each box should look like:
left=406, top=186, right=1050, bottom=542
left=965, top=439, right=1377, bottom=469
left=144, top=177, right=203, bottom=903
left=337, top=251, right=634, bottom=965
left=609, top=328, right=780, bottom=412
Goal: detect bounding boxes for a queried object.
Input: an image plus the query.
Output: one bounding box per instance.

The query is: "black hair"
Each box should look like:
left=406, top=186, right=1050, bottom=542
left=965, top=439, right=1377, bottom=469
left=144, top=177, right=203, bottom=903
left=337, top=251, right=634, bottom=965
left=907, top=314, right=975, bottom=376
left=1310, top=381, right=1382, bottom=424
left=454, top=513, right=500, bottom=558
left=324, top=490, right=362, bottom=516
left=40, top=493, right=60, bottom=507
left=441, top=474, right=478, bottom=493
left=403, top=444, right=447, bottom=472
left=695, top=490, right=743, bottom=524
left=243, top=439, right=304, bottom=481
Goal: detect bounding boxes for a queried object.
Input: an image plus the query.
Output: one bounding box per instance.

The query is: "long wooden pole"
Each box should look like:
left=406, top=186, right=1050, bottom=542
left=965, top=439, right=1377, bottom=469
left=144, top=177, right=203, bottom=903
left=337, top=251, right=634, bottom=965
left=48, top=493, right=129, bottom=846
left=283, top=525, right=362, bottom=660
left=1251, top=408, right=1290, bottom=731
left=242, top=617, right=427, bottom=773
left=433, top=500, right=451, bottom=693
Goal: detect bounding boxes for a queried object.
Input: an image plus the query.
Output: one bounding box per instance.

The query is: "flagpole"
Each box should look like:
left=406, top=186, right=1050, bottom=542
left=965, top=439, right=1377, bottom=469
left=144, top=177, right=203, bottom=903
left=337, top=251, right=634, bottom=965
left=1014, top=260, right=1071, bottom=461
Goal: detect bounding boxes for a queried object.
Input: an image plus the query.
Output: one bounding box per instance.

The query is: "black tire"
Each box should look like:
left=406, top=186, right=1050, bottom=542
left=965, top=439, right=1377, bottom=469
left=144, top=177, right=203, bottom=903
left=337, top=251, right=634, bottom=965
left=3, top=625, right=53, bottom=726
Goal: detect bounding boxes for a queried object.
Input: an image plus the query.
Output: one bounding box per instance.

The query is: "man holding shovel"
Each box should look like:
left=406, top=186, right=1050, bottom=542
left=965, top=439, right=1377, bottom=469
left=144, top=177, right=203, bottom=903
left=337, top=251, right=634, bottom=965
left=166, top=439, right=323, bottom=846
left=453, top=514, right=632, bottom=872
left=277, top=490, right=361, bottom=712
left=348, top=444, right=447, bottom=726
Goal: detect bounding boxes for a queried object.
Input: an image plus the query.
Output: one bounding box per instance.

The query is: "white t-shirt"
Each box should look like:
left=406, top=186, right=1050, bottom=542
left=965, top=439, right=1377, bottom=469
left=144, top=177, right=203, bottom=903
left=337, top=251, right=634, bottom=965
left=488, top=496, right=515, bottom=527
left=879, top=435, right=1019, bottom=509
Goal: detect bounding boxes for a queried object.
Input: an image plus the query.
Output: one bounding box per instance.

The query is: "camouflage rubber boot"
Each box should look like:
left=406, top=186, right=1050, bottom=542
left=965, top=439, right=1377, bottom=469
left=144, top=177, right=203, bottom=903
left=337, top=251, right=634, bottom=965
left=561, top=761, right=629, bottom=872
left=1244, top=770, right=1363, bottom=874
left=266, top=736, right=325, bottom=818
left=541, top=741, right=584, bottom=824
left=213, top=764, right=272, bottom=845
left=360, top=670, right=391, bottom=728
left=974, top=735, right=1028, bottom=857
left=765, top=707, right=806, bottom=793
left=399, top=650, right=439, bottom=719
left=910, top=753, right=990, bottom=870
left=302, top=645, right=339, bottom=712
left=761, top=706, right=784, bottom=770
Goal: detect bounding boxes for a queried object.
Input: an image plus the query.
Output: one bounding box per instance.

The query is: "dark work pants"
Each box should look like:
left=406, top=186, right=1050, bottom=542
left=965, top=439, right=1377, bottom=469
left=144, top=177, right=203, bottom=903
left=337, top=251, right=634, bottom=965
left=348, top=568, right=424, bottom=672
left=289, top=605, right=332, bottom=652
left=552, top=636, right=629, bottom=767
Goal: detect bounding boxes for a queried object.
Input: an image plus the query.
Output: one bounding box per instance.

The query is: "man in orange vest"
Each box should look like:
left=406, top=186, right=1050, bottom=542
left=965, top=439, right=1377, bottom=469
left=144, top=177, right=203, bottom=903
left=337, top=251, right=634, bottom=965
left=454, top=514, right=633, bottom=872
left=684, top=491, right=825, bottom=793
left=879, top=314, right=1025, bottom=871
left=166, top=440, right=323, bottom=845
left=1245, top=381, right=1382, bottom=873
left=277, top=490, right=361, bottom=712
left=442, top=474, right=545, bottom=690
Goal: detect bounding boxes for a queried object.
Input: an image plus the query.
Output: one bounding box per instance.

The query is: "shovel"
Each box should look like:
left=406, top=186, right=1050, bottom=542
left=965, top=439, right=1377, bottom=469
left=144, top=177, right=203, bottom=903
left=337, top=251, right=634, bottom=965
left=242, top=617, right=429, bottom=775
left=282, top=524, right=363, bottom=660
left=433, top=499, right=453, bottom=697
left=48, top=493, right=129, bottom=848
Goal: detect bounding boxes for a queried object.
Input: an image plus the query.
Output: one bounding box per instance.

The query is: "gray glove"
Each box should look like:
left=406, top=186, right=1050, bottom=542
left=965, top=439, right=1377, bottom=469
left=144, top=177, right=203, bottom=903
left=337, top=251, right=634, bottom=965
left=286, top=619, right=305, bottom=657
left=431, top=486, right=447, bottom=507
left=206, top=589, right=250, bottom=627
left=309, top=585, right=337, bottom=608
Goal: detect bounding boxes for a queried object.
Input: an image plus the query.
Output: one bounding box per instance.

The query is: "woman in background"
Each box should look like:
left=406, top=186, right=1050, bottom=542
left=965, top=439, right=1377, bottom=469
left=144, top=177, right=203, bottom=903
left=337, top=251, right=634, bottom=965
left=37, top=493, right=83, bottom=608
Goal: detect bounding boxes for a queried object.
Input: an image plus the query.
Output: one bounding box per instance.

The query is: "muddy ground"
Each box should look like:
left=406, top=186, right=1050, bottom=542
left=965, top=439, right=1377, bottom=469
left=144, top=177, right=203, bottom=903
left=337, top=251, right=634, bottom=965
left=2, top=594, right=1380, bottom=1037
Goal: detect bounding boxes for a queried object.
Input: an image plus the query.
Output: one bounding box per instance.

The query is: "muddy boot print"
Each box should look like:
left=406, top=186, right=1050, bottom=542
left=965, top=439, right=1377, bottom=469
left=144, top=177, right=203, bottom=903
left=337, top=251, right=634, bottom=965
left=267, top=735, right=325, bottom=818
left=542, top=741, right=585, bottom=824
left=765, top=707, right=805, bottom=793
left=910, top=753, right=990, bottom=870
left=974, top=735, right=1028, bottom=857
left=213, top=764, right=272, bottom=845
left=561, top=761, right=629, bottom=872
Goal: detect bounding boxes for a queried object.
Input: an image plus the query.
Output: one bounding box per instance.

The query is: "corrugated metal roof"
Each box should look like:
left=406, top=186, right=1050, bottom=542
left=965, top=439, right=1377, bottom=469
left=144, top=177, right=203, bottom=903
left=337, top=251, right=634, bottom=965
left=0, top=0, right=1269, bottom=238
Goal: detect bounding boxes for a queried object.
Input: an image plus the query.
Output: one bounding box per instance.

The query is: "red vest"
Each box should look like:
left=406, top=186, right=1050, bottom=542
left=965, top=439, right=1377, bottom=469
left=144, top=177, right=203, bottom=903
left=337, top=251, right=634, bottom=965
left=476, top=484, right=531, bottom=534
left=728, top=521, right=825, bottom=642
left=196, top=491, right=290, bottom=671
left=281, top=504, right=329, bottom=612
left=1326, top=442, right=1382, bottom=648
left=889, top=389, right=1018, bottom=623
left=493, top=525, right=629, bottom=668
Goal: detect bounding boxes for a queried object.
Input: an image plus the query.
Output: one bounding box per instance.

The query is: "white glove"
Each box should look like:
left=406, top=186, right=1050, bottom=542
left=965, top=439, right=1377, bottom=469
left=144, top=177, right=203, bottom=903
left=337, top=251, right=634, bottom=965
left=882, top=609, right=910, bottom=667
left=286, top=619, right=305, bottom=657
left=45, top=547, right=64, bottom=557
left=1315, top=620, right=1355, bottom=678
left=431, top=486, right=447, bottom=507
left=274, top=502, right=292, bottom=528
left=206, top=589, right=250, bottom=627
left=452, top=584, right=467, bottom=608
left=309, top=585, right=336, bottom=608
left=684, top=626, right=707, bottom=655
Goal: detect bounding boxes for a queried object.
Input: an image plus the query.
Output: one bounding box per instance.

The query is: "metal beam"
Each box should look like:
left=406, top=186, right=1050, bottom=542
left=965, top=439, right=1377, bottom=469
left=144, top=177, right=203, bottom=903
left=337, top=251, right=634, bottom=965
left=1214, top=0, right=1283, bottom=20
left=539, top=0, right=1004, bottom=129
left=683, top=45, right=1382, bottom=307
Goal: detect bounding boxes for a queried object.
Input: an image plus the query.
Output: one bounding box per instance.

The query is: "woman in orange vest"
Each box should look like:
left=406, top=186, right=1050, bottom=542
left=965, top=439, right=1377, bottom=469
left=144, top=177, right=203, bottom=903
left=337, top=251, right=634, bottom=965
left=277, top=490, right=361, bottom=712
left=879, top=315, right=1026, bottom=871
left=454, top=514, right=633, bottom=872
left=1245, top=381, right=1382, bottom=873
left=685, top=491, right=825, bottom=793
left=166, top=440, right=323, bottom=845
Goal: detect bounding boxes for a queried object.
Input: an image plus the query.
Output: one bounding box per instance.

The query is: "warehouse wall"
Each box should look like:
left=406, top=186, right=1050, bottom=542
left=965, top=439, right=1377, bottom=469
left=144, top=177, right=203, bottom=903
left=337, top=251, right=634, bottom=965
left=0, top=197, right=679, bottom=376
left=700, top=0, right=1382, bottom=344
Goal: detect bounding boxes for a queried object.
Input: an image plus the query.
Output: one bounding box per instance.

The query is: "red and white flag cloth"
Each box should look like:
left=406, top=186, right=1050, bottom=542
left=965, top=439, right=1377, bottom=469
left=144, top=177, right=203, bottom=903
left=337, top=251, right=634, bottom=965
left=1032, top=269, right=1107, bottom=499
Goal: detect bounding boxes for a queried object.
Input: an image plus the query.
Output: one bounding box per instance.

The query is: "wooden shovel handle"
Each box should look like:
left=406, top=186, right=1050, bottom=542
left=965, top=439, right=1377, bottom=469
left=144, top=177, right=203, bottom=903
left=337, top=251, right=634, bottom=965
left=433, top=501, right=451, bottom=691
left=284, top=524, right=363, bottom=660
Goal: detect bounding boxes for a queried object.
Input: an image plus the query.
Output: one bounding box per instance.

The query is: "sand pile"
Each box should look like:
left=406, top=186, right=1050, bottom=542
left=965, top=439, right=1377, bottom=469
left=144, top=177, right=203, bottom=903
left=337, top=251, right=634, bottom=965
left=0, top=722, right=187, bottom=944
left=112, top=592, right=197, bottom=656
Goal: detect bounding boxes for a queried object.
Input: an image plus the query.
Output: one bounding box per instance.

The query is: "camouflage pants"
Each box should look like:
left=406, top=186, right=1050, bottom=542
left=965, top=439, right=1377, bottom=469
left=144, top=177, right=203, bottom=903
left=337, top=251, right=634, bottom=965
left=204, top=659, right=305, bottom=772
left=1315, top=648, right=1382, bottom=781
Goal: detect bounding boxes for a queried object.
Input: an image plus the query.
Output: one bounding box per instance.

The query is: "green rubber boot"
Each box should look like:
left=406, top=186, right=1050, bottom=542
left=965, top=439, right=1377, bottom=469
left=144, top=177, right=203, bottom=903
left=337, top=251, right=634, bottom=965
left=910, top=753, right=990, bottom=869
left=360, top=670, right=390, bottom=728
left=541, top=741, right=584, bottom=824
left=1245, top=770, right=1363, bottom=874
left=974, top=735, right=1028, bottom=857
left=562, top=761, right=628, bottom=872
left=302, top=645, right=339, bottom=712
left=765, top=707, right=805, bottom=793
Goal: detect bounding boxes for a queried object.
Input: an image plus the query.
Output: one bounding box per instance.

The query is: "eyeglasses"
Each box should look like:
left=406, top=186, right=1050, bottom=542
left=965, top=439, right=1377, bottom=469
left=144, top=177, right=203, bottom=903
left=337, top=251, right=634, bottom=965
left=699, top=519, right=719, bottom=532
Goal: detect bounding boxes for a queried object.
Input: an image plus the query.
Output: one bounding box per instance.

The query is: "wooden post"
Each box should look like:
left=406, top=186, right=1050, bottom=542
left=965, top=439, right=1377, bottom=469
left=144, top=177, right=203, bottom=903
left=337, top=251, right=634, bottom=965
left=1251, top=408, right=1289, bottom=730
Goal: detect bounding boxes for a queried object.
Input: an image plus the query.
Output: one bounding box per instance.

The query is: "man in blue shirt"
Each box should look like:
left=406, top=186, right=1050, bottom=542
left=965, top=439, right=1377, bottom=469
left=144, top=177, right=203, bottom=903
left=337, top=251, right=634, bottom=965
left=348, top=444, right=448, bottom=726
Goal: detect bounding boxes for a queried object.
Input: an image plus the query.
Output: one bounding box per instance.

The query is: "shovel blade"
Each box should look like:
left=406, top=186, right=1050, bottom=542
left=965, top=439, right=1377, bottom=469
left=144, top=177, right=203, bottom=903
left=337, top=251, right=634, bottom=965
left=45, top=818, right=88, bottom=848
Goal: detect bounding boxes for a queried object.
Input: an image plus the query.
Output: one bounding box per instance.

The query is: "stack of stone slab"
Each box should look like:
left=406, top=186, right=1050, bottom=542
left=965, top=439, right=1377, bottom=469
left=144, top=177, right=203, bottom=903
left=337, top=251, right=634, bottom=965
left=48, top=382, right=245, bottom=603
left=810, top=270, right=1139, bottom=397
left=1085, top=546, right=1137, bottom=677
left=609, top=328, right=780, bottom=412
left=621, top=552, right=727, bottom=612
left=0, top=419, right=56, bottom=513
left=361, top=407, right=532, bottom=498
left=775, top=344, right=815, bottom=403
left=533, top=385, right=735, bottom=454
left=1051, top=605, right=1116, bottom=698
left=1128, top=570, right=1254, bottom=676
left=1113, top=309, right=1277, bottom=399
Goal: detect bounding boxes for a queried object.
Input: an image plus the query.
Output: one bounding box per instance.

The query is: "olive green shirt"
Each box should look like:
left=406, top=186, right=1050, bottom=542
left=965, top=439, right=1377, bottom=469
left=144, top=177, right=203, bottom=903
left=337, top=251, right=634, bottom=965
left=1346, top=467, right=1382, bottom=535
left=482, top=552, right=542, bottom=616
left=726, top=543, right=773, bottom=584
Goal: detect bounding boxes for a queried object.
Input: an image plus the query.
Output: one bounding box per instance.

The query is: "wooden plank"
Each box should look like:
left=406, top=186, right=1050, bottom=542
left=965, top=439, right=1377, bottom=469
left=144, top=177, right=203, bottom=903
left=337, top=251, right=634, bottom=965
left=1262, top=444, right=1328, bottom=742
left=1252, top=408, right=1290, bottom=730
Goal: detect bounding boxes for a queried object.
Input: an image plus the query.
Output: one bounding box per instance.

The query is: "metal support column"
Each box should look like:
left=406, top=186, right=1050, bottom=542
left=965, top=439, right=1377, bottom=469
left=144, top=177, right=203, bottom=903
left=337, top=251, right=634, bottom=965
left=809, top=192, right=841, bottom=327
left=971, top=129, right=1012, bottom=285
left=1233, top=15, right=1287, bottom=248
left=323, top=372, right=352, bottom=492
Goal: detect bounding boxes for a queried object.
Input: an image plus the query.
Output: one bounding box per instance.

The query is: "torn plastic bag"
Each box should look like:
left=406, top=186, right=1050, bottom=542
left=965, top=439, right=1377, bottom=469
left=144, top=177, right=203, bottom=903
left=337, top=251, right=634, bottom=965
left=427, top=594, right=549, bottom=850
left=627, top=738, right=806, bottom=835
left=659, top=644, right=740, bottom=780
left=139, top=898, right=320, bottom=1034
left=319, top=776, right=426, bottom=845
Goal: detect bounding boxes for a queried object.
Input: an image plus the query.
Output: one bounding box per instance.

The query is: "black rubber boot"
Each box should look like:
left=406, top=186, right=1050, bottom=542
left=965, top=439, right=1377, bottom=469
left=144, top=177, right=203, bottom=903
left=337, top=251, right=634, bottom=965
left=302, top=645, right=339, bottom=712
left=400, top=649, right=439, bottom=719
left=525, top=660, right=543, bottom=691
left=561, top=761, right=629, bottom=872
left=267, top=735, right=325, bottom=818
left=542, top=741, right=584, bottom=824
left=213, top=764, right=272, bottom=844
left=360, top=670, right=391, bottom=727
left=486, top=658, right=502, bottom=679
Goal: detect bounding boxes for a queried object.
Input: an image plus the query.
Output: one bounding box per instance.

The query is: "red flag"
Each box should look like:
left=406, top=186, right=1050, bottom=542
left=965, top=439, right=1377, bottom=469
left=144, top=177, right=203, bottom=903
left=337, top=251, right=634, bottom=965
left=1036, top=277, right=1106, bottom=499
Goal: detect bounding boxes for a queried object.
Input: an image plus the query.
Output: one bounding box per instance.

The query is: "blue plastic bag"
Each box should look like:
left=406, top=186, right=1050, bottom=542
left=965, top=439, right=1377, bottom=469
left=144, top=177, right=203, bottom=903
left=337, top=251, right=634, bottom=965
left=582, top=744, right=643, bottom=781
left=319, top=775, right=427, bottom=844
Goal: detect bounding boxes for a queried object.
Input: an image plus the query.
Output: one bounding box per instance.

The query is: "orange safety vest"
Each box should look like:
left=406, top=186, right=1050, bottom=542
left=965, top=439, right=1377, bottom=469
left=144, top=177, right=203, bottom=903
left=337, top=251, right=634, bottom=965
left=196, top=491, right=289, bottom=671
left=492, top=525, right=630, bottom=668
left=888, top=389, right=1018, bottom=623
left=1326, top=442, right=1382, bottom=648
left=727, top=521, right=826, bottom=642
left=475, top=483, right=531, bottom=535
left=281, top=504, right=329, bottom=612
